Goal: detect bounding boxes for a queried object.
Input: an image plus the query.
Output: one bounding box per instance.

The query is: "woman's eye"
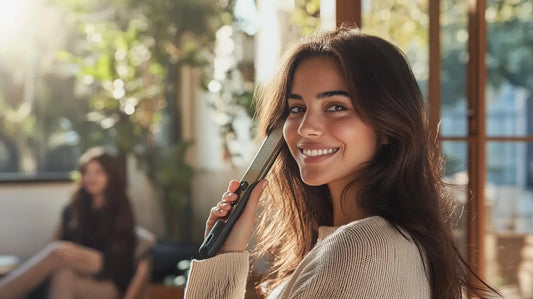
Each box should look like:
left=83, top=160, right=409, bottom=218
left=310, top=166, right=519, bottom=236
left=288, top=106, right=305, bottom=113
left=326, top=104, right=348, bottom=112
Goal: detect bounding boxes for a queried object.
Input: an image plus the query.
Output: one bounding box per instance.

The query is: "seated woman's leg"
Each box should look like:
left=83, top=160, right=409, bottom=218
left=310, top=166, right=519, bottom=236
left=0, top=244, right=59, bottom=298
left=48, top=268, right=76, bottom=298
left=0, top=241, right=103, bottom=298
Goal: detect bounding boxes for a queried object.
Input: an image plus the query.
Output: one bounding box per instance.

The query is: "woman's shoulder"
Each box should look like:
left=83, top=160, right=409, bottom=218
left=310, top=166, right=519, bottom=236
left=284, top=216, right=430, bottom=298
left=316, top=216, right=429, bottom=285
left=320, top=216, right=419, bottom=258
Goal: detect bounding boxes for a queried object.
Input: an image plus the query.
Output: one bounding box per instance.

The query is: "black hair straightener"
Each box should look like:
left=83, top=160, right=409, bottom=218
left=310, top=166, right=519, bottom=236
left=198, top=126, right=284, bottom=259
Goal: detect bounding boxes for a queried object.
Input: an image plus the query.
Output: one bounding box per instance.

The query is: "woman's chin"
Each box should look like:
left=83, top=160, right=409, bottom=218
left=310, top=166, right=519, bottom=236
left=300, top=176, right=328, bottom=187
left=85, top=188, right=104, bottom=196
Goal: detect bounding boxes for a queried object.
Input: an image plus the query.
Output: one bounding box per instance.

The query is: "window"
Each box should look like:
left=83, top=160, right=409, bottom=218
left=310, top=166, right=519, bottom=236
left=0, top=1, right=80, bottom=180
left=337, top=0, right=533, bottom=296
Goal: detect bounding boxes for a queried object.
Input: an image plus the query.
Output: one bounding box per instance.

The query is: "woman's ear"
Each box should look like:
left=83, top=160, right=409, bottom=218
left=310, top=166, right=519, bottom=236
left=380, top=135, right=389, bottom=145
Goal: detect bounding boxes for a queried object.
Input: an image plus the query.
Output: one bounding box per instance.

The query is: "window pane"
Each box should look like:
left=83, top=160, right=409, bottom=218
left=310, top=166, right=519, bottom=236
left=362, top=0, right=429, bottom=95
left=485, top=0, right=533, bottom=137
left=440, top=0, right=467, bottom=137
left=442, top=141, right=468, bottom=258
left=0, top=0, right=80, bottom=179
left=485, top=142, right=533, bottom=298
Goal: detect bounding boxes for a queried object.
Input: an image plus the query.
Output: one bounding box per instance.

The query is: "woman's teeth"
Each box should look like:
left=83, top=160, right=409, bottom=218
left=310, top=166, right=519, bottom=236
left=302, top=148, right=338, bottom=157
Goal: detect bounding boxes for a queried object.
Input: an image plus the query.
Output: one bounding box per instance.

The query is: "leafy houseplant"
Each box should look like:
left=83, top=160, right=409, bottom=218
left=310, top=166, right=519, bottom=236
left=145, top=142, right=194, bottom=241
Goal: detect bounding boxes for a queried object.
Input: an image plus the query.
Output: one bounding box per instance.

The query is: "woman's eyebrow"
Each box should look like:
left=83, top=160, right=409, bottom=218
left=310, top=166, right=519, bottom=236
left=316, top=90, right=350, bottom=99
left=287, top=93, right=303, bottom=100
left=287, top=90, right=350, bottom=100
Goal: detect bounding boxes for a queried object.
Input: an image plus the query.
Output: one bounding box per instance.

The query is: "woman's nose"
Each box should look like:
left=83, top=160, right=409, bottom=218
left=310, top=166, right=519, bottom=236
left=297, top=111, right=323, bottom=137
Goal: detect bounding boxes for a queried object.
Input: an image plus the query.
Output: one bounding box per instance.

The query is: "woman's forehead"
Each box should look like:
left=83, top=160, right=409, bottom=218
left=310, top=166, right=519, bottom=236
left=289, top=56, right=348, bottom=95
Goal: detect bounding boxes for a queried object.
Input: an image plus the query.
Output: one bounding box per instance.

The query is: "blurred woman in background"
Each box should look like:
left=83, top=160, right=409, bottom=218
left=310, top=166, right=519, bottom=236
left=0, top=147, right=136, bottom=299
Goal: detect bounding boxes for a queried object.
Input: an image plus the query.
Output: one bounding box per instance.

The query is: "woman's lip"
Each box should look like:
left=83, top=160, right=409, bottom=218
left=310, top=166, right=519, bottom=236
left=298, top=144, right=338, bottom=150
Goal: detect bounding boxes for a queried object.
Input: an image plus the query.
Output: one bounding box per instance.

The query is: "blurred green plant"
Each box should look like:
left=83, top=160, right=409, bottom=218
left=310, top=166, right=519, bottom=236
left=198, top=0, right=257, bottom=163
left=291, top=0, right=321, bottom=36
left=57, top=20, right=166, bottom=155
left=0, top=93, right=36, bottom=172
left=205, top=61, right=257, bottom=163
left=485, top=0, right=532, bottom=91
left=363, top=0, right=429, bottom=97
left=440, top=0, right=532, bottom=107
left=145, top=142, right=194, bottom=241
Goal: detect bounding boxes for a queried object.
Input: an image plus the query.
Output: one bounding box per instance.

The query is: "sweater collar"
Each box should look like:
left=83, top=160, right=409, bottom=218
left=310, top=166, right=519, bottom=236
left=317, top=216, right=387, bottom=242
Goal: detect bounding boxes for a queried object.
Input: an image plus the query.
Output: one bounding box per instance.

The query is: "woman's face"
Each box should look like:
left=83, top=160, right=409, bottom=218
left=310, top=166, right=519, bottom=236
left=82, top=160, right=109, bottom=196
left=283, top=56, right=377, bottom=189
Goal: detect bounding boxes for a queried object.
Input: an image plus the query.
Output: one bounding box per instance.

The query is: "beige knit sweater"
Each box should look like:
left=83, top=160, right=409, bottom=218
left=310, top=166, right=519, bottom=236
left=185, top=216, right=431, bottom=298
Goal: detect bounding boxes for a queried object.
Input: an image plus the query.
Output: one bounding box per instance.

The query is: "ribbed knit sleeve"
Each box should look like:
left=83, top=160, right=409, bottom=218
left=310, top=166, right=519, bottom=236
left=185, top=252, right=249, bottom=299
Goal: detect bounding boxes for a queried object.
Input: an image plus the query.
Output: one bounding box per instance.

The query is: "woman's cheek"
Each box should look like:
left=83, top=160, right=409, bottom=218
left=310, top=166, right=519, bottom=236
left=283, top=120, right=300, bottom=158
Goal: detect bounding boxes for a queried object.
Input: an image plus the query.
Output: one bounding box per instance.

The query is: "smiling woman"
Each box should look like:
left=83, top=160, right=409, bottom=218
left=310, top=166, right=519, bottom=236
left=185, top=26, right=501, bottom=299
left=0, top=147, right=137, bottom=299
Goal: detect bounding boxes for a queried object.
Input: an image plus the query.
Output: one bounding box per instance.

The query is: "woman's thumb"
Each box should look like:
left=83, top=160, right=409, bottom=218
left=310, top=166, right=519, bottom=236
left=240, top=179, right=268, bottom=219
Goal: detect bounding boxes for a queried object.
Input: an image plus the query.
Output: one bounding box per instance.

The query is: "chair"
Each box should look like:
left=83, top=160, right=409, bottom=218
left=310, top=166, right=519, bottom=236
left=124, top=226, right=156, bottom=299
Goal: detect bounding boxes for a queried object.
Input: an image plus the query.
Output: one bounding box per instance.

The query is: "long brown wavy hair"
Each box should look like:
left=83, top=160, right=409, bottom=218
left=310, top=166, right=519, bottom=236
left=252, top=27, right=499, bottom=298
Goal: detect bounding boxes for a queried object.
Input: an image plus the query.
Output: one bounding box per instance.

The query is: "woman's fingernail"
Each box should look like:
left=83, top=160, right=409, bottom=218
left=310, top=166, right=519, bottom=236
left=220, top=203, right=228, bottom=207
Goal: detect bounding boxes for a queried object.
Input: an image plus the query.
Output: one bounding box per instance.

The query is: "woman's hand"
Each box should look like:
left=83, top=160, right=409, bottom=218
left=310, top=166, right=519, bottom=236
left=205, top=179, right=268, bottom=255
left=47, top=241, right=103, bottom=275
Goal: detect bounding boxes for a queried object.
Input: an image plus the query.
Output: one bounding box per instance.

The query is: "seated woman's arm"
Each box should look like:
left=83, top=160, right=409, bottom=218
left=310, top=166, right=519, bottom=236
left=48, top=211, right=103, bottom=275
left=48, top=241, right=103, bottom=275
left=123, top=258, right=151, bottom=299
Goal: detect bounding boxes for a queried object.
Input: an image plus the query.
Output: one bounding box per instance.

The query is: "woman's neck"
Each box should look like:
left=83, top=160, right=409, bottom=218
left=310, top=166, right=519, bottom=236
left=92, top=194, right=106, bottom=209
left=328, top=181, right=368, bottom=226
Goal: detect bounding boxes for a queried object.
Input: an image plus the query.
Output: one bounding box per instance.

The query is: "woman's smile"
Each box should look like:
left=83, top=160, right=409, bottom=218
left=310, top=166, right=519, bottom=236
left=298, top=144, right=340, bottom=162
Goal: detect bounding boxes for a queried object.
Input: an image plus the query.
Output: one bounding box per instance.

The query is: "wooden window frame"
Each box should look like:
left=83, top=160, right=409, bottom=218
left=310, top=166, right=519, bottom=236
left=335, top=0, right=361, bottom=28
